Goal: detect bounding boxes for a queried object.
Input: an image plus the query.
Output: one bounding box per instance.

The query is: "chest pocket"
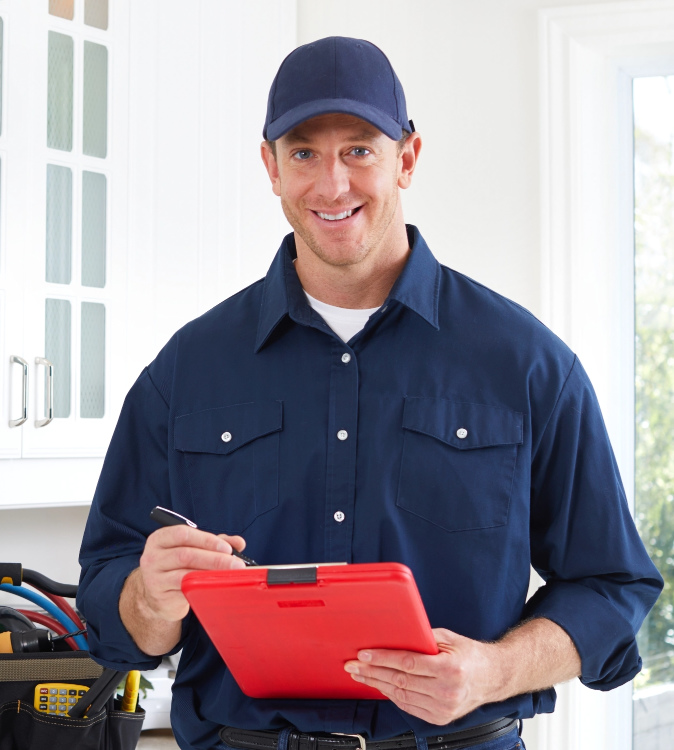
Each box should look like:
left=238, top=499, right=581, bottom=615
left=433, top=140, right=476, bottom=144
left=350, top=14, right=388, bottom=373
left=397, top=397, right=523, bottom=532
left=174, top=401, right=282, bottom=534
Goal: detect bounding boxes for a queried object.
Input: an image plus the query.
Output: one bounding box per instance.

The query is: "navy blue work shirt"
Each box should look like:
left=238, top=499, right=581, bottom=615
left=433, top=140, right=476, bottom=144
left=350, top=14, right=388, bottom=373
left=78, top=226, right=662, bottom=750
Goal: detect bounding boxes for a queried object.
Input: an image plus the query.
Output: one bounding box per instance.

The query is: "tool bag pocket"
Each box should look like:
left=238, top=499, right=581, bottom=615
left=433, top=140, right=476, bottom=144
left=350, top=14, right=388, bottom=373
left=0, top=652, right=145, bottom=750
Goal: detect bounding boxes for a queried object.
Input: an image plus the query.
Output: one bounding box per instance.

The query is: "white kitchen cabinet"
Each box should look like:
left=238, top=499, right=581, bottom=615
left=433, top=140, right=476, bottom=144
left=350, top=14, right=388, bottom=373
left=0, top=0, right=295, bottom=508
left=0, top=0, right=129, bottom=466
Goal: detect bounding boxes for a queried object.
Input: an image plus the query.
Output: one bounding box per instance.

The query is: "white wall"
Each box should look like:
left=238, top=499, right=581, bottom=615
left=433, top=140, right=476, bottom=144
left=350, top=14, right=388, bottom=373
left=0, top=506, right=90, bottom=592
left=124, top=0, right=296, bottom=386
left=298, top=0, right=623, bottom=317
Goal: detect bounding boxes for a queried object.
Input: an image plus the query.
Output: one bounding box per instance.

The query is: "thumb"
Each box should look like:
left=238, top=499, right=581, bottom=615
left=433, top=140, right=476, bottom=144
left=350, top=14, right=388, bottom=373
left=432, top=627, right=462, bottom=653
left=217, top=534, right=246, bottom=552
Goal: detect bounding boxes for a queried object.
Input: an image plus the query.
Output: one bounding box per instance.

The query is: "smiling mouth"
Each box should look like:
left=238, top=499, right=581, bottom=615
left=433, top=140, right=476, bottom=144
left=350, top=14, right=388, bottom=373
left=314, top=207, right=361, bottom=221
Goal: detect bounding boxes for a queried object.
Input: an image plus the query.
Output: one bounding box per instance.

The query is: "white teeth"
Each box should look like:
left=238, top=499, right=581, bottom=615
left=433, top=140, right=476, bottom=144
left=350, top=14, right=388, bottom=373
left=317, top=209, right=353, bottom=221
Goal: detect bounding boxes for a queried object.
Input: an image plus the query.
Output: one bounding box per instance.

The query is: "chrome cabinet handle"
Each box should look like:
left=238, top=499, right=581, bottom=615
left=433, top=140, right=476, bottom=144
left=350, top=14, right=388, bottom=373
left=35, top=357, right=54, bottom=428
left=9, top=355, right=28, bottom=427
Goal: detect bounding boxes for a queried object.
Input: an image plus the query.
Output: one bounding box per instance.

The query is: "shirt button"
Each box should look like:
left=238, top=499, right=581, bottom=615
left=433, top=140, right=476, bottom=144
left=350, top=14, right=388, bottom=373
left=221, top=431, right=232, bottom=442
left=341, top=353, right=351, bottom=364
left=337, top=430, right=348, bottom=441
left=456, top=428, right=468, bottom=439
left=334, top=511, right=345, bottom=523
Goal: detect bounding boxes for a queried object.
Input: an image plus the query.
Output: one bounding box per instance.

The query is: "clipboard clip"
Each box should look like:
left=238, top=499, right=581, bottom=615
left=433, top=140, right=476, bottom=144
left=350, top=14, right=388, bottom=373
left=267, top=567, right=317, bottom=585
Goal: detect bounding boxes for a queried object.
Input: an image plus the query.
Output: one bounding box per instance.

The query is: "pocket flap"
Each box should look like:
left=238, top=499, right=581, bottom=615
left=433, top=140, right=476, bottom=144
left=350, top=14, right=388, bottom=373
left=174, top=401, right=283, bottom=455
left=402, top=397, right=522, bottom=450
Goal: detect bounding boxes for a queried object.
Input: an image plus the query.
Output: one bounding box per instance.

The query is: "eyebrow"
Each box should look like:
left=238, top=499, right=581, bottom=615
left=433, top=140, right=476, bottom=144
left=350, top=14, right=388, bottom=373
left=282, top=127, right=382, bottom=147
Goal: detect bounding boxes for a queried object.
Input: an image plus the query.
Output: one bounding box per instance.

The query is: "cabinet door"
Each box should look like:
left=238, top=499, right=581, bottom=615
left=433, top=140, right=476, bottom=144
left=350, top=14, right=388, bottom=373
left=24, top=1, right=127, bottom=457
left=0, top=0, right=128, bottom=459
left=0, top=5, right=25, bottom=458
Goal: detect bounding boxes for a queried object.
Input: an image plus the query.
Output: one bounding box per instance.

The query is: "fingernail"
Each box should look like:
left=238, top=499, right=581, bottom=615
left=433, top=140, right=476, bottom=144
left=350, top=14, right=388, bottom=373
left=344, top=664, right=359, bottom=674
left=358, top=651, right=372, bottom=662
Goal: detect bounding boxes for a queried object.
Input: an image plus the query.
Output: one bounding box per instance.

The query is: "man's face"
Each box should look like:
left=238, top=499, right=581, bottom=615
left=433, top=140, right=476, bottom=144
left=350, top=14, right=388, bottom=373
left=261, top=114, right=411, bottom=271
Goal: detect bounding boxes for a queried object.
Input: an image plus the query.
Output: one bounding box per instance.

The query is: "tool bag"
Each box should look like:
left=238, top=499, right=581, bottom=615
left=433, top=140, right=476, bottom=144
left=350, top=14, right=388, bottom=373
left=0, top=563, right=145, bottom=750
left=0, top=651, right=145, bottom=750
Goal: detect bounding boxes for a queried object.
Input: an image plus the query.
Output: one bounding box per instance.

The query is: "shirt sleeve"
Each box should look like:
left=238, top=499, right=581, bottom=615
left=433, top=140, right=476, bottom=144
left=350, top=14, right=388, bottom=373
left=525, top=356, right=663, bottom=690
left=77, top=363, right=183, bottom=670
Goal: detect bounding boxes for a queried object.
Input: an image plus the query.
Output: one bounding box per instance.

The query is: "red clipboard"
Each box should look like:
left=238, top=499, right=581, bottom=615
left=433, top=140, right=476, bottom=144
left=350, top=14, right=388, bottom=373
left=181, top=562, right=439, bottom=700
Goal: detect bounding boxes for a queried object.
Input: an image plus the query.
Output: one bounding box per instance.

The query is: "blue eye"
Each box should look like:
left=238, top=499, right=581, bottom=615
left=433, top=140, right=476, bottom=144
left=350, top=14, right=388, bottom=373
left=351, top=147, right=370, bottom=156
left=293, top=150, right=313, bottom=160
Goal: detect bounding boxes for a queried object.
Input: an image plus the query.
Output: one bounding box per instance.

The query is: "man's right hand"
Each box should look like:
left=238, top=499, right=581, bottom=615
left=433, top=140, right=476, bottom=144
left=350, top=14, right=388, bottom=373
left=119, top=526, right=247, bottom=655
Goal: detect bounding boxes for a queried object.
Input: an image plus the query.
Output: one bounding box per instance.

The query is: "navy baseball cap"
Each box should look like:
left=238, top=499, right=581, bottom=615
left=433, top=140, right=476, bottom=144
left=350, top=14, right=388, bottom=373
left=263, top=36, right=414, bottom=142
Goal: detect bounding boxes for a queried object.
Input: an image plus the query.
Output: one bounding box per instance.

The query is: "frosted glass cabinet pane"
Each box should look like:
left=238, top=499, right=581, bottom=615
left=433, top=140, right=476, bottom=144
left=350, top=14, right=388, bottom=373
left=83, top=42, right=108, bottom=158
left=45, top=299, right=71, bottom=419
left=81, top=171, right=106, bottom=287
left=46, top=165, right=72, bottom=284
left=49, top=0, right=74, bottom=21
left=81, top=302, right=105, bottom=418
left=47, top=32, right=73, bottom=151
left=85, top=0, right=109, bottom=30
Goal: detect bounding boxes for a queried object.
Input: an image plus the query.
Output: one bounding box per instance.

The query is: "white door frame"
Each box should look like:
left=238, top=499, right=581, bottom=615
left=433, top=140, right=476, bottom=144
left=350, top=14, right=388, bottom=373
left=536, top=3, right=674, bottom=750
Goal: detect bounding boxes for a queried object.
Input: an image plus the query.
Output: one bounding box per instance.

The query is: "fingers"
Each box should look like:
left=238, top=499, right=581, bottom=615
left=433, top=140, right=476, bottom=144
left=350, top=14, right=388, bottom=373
left=138, top=526, right=247, bottom=621
left=148, top=526, right=247, bottom=570
left=347, top=648, right=438, bottom=677
left=344, top=661, right=450, bottom=725
left=146, top=526, right=246, bottom=560
left=343, top=632, right=473, bottom=726
left=345, top=661, right=431, bottom=695
left=343, top=650, right=443, bottom=712
left=343, top=627, right=460, bottom=678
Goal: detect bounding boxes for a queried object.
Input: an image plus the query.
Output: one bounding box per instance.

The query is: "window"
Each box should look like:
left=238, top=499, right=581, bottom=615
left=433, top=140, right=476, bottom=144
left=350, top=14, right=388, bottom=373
left=539, top=4, right=674, bottom=750
left=632, top=75, right=674, bottom=748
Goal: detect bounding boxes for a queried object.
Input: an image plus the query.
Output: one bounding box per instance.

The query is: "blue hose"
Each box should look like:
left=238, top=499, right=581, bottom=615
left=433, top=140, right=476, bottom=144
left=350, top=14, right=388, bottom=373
left=0, top=584, right=88, bottom=650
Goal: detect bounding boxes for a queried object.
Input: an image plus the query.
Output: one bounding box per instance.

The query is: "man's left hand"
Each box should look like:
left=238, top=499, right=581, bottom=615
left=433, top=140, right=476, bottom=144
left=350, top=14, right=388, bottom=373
left=344, top=628, right=503, bottom=726
left=344, top=618, right=582, bottom=725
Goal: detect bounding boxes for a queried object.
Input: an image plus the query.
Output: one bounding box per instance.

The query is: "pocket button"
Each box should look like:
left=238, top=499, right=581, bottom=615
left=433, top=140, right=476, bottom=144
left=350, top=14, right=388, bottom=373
left=456, top=427, right=468, bottom=439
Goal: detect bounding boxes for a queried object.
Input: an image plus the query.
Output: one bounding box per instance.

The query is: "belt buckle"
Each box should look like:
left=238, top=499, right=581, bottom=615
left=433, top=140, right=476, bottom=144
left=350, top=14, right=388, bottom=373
left=332, top=733, right=367, bottom=750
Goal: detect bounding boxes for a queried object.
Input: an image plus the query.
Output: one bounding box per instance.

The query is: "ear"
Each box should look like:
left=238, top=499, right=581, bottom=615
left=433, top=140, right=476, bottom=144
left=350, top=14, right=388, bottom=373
left=397, top=132, right=422, bottom=190
left=261, top=141, right=282, bottom=197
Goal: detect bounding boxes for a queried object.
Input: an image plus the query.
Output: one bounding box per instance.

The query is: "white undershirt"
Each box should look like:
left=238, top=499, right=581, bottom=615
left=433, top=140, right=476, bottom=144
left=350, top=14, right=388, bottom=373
left=304, top=291, right=380, bottom=343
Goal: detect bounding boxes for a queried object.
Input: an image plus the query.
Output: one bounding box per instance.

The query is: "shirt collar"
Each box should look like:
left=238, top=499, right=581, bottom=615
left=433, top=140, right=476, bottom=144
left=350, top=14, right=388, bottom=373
left=255, top=225, right=440, bottom=352
left=387, top=225, right=440, bottom=331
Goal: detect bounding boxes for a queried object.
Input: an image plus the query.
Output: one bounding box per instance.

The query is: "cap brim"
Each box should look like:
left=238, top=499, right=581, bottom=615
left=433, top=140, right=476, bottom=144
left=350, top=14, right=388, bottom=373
left=264, top=98, right=405, bottom=141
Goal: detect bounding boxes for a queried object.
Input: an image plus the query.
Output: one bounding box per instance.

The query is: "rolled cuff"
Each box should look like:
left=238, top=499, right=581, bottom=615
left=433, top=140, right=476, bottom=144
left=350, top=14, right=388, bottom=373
left=524, top=581, right=651, bottom=691
left=77, top=556, right=162, bottom=671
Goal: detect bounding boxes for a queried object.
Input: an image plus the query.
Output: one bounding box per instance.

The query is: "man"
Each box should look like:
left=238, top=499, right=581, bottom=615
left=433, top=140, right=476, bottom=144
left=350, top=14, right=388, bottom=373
left=78, top=37, right=662, bottom=750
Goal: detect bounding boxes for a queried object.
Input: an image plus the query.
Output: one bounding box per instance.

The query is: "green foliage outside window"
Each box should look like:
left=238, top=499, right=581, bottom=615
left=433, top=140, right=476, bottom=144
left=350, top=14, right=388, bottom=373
left=633, top=78, right=674, bottom=690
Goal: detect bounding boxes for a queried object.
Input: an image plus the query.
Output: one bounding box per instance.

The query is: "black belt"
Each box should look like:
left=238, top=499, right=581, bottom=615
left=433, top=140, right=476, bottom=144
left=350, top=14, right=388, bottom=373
left=220, top=718, right=517, bottom=750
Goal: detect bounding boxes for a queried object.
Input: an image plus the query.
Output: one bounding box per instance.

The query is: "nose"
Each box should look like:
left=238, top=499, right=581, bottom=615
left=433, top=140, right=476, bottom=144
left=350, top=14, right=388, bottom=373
left=314, top=155, right=351, bottom=202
